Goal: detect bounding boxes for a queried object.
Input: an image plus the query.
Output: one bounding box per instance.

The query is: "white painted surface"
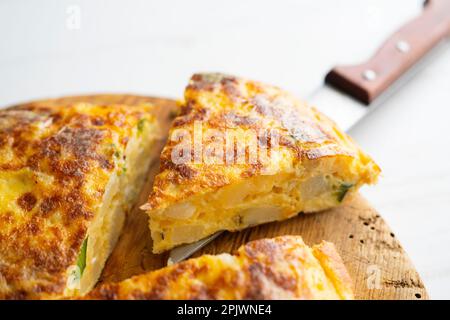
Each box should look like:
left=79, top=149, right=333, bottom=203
left=0, top=0, right=449, bottom=299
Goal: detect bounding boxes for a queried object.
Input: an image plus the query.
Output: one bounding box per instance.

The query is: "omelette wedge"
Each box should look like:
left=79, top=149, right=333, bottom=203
left=143, top=73, right=380, bottom=253
left=85, top=236, right=354, bottom=300
left=0, top=100, right=160, bottom=299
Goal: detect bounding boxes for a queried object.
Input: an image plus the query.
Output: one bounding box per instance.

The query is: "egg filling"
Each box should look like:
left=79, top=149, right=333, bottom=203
left=66, top=121, right=158, bottom=295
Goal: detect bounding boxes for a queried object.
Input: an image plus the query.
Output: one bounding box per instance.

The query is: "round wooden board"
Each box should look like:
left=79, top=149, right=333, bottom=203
left=16, top=94, right=428, bottom=300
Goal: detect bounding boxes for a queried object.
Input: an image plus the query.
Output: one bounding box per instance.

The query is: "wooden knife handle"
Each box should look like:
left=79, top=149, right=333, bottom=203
left=325, top=0, right=450, bottom=104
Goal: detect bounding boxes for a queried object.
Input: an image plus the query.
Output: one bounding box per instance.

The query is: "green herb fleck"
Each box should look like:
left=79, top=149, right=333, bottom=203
left=137, top=118, right=146, bottom=133
left=117, top=165, right=127, bottom=176
left=108, top=143, right=121, bottom=159
left=76, top=237, right=88, bottom=277
left=336, top=183, right=354, bottom=202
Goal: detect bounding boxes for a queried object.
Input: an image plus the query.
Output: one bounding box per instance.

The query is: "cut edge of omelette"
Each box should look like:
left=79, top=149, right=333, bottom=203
left=83, top=236, right=354, bottom=300
left=143, top=73, right=380, bottom=253
left=67, top=104, right=160, bottom=297
left=0, top=101, right=160, bottom=299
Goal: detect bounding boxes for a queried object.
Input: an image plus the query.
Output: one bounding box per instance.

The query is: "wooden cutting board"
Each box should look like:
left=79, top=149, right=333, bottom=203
left=25, top=94, right=428, bottom=300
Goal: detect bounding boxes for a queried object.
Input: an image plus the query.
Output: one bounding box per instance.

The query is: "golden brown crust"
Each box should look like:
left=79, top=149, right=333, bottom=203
left=0, top=101, right=155, bottom=299
left=312, top=241, right=355, bottom=299
left=85, top=236, right=354, bottom=300
left=145, top=73, right=379, bottom=211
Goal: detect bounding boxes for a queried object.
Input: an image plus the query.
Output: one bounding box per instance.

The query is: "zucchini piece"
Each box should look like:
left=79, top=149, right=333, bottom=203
left=336, top=183, right=354, bottom=202
left=137, top=118, right=146, bottom=133
left=76, top=237, right=88, bottom=276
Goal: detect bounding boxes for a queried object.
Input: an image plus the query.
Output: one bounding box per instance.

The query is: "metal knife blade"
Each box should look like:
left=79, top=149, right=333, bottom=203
left=167, top=232, right=222, bottom=265
left=308, top=85, right=367, bottom=131
left=310, top=39, right=449, bottom=131
left=167, top=0, right=450, bottom=266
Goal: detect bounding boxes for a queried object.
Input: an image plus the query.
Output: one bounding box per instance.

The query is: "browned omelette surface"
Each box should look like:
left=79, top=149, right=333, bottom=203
left=86, top=236, right=354, bottom=300
left=145, top=73, right=379, bottom=211
left=0, top=100, right=157, bottom=299
left=144, top=73, right=380, bottom=253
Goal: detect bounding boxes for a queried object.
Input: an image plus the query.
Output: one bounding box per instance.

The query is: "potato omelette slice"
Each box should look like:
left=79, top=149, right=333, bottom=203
left=0, top=100, right=160, bottom=299
left=143, top=73, right=380, bottom=253
left=85, top=236, right=354, bottom=300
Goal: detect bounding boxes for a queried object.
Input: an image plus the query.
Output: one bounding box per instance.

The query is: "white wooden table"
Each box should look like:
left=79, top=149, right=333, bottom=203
left=1, top=0, right=449, bottom=299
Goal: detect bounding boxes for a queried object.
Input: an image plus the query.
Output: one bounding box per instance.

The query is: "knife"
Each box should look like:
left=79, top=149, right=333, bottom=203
left=168, top=0, right=450, bottom=266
